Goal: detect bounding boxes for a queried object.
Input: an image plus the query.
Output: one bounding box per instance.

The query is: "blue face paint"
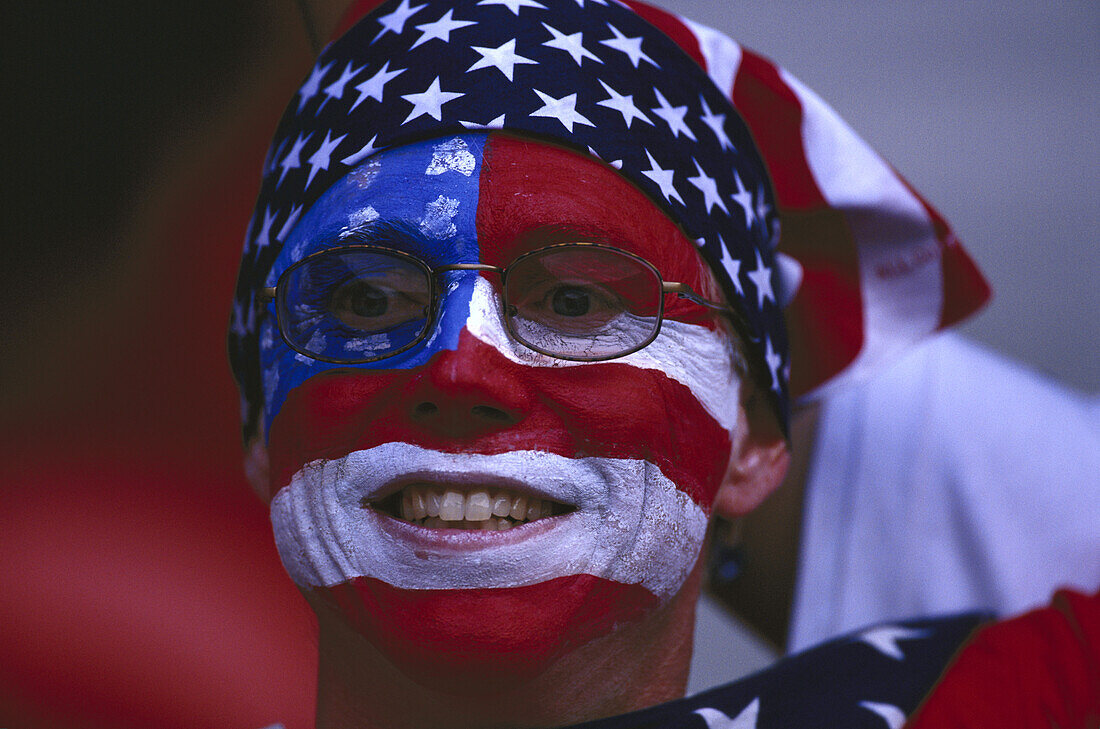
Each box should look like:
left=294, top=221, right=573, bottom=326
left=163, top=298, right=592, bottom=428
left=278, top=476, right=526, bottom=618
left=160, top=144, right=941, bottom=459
left=260, top=134, right=488, bottom=436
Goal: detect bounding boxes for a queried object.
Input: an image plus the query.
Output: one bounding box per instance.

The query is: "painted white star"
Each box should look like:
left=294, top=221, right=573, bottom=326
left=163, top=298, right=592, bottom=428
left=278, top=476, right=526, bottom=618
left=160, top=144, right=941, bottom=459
left=694, top=698, right=759, bottom=729
left=296, top=60, right=334, bottom=112
left=687, top=159, right=728, bottom=214
left=763, top=335, right=782, bottom=392
left=699, top=96, right=734, bottom=151
left=374, top=0, right=426, bottom=41
left=253, top=205, right=277, bottom=251
left=650, top=88, right=696, bottom=140
left=350, top=61, right=405, bottom=110
left=341, top=134, right=381, bottom=166
left=542, top=23, right=602, bottom=66
left=746, top=249, right=774, bottom=308
left=305, top=130, right=348, bottom=188
left=263, top=135, right=289, bottom=177
left=411, top=9, right=476, bottom=49
left=401, top=77, right=465, bottom=123
left=277, top=132, right=312, bottom=185
left=595, top=79, right=652, bottom=129
left=529, top=89, right=594, bottom=132
left=640, top=149, right=683, bottom=205
left=859, top=701, right=906, bottom=729
left=318, top=61, right=364, bottom=112
left=599, top=23, right=657, bottom=68
left=468, top=38, right=536, bottom=81
left=276, top=204, right=303, bottom=243
left=586, top=145, right=622, bottom=169
left=858, top=625, right=931, bottom=660
left=730, top=171, right=756, bottom=229
left=477, top=0, right=546, bottom=15
left=718, top=240, right=745, bottom=297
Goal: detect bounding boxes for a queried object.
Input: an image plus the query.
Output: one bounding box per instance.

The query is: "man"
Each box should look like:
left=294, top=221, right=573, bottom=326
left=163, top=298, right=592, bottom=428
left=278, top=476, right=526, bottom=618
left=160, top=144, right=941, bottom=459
left=228, top=0, right=994, bottom=725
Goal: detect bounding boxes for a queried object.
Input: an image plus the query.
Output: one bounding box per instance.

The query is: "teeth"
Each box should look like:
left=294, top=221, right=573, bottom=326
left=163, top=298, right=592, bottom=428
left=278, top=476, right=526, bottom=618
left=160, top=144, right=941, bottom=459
left=388, top=484, right=562, bottom=530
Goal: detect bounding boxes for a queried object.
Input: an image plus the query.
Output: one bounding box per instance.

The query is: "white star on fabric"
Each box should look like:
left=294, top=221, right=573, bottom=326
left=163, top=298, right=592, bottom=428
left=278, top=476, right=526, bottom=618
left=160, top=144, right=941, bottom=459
left=599, top=24, right=657, bottom=68
left=401, top=77, right=465, bottom=123
left=595, top=79, right=652, bottom=129
left=296, top=60, right=334, bottom=112
left=641, top=149, right=684, bottom=205
left=305, top=130, right=347, bottom=188
left=650, top=88, right=696, bottom=140
left=746, top=249, right=774, bottom=308
left=374, top=0, right=426, bottom=41
left=318, top=61, right=364, bottom=112
left=529, top=89, right=594, bottom=132
left=694, top=698, right=759, bottom=729
left=573, top=0, right=607, bottom=5
left=763, top=336, right=782, bottom=392
left=229, top=299, right=252, bottom=338
left=468, top=38, right=536, bottom=81
left=341, top=134, right=381, bottom=166
left=688, top=159, right=728, bottom=214
left=477, top=0, right=546, bottom=15
left=859, top=701, right=906, bottom=729
left=263, top=135, right=289, bottom=178
left=857, top=625, right=931, bottom=660
left=411, top=9, right=476, bottom=49
left=699, top=96, right=734, bottom=151
left=276, top=204, right=303, bottom=243
left=586, top=145, right=622, bottom=169
left=277, top=132, right=312, bottom=186
left=458, top=114, right=506, bottom=129
left=718, top=240, right=745, bottom=297
left=730, top=171, right=756, bottom=229
left=253, top=205, right=277, bottom=252
left=754, top=187, right=770, bottom=230
left=542, top=23, right=602, bottom=66
left=350, top=61, right=405, bottom=111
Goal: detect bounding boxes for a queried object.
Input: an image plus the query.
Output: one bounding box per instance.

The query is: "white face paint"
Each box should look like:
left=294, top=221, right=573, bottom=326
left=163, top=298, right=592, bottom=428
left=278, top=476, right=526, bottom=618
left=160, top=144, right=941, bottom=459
left=271, top=444, right=709, bottom=601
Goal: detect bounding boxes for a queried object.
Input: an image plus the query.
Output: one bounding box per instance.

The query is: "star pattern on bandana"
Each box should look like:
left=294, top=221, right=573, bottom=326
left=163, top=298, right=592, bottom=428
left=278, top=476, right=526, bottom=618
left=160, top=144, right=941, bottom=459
left=234, top=0, right=788, bottom=439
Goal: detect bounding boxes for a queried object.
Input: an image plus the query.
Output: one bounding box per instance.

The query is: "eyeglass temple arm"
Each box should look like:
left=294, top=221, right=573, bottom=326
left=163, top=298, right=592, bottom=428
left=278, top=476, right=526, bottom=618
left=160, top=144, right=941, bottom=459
left=662, top=282, right=729, bottom=311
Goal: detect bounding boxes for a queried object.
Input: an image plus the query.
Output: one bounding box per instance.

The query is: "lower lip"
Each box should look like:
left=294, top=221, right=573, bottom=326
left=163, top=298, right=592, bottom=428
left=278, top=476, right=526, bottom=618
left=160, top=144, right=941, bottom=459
left=371, top=507, right=570, bottom=552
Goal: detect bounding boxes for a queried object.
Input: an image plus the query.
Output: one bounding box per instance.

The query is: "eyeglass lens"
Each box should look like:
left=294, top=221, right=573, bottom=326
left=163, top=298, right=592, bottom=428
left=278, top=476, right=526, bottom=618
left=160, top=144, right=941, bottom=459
left=278, top=246, right=663, bottom=363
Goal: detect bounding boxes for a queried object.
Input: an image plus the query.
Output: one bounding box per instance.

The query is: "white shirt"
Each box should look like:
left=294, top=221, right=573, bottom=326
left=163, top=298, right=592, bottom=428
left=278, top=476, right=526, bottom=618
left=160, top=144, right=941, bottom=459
left=789, top=333, right=1100, bottom=651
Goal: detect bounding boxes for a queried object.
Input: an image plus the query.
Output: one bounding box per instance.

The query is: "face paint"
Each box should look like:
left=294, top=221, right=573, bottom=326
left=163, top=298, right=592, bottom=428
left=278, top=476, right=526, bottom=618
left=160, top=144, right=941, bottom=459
left=264, top=133, right=743, bottom=684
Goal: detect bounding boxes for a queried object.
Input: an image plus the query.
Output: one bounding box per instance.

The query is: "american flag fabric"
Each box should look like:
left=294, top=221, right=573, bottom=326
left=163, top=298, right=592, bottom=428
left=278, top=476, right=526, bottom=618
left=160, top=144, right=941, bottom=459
left=563, top=613, right=985, bottom=729
left=231, top=0, right=787, bottom=442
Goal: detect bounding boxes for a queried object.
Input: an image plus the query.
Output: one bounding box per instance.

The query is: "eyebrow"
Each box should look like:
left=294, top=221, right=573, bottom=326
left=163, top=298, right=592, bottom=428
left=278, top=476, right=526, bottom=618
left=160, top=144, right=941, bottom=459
left=334, top=219, right=433, bottom=249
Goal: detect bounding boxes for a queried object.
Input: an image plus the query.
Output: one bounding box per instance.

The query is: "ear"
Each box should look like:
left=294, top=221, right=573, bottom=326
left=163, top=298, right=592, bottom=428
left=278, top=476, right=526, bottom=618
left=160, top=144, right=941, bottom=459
left=712, top=391, right=790, bottom=519
left=243, top=437, right=273, bottom=503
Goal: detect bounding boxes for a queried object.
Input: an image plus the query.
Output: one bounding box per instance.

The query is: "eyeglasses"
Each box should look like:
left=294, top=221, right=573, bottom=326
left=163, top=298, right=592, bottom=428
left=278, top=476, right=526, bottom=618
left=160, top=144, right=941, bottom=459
left=259, top=242, right=741, bottom=364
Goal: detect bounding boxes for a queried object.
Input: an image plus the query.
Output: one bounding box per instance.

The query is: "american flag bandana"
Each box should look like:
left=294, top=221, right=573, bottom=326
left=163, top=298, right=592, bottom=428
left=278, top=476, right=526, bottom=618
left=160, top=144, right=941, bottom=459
left=230, top=0, right=786, bottom=441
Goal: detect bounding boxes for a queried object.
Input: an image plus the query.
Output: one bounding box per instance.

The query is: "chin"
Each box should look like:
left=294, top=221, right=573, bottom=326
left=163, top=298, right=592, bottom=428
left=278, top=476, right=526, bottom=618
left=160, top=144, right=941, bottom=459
left=314, top=574, right=659, bottom=690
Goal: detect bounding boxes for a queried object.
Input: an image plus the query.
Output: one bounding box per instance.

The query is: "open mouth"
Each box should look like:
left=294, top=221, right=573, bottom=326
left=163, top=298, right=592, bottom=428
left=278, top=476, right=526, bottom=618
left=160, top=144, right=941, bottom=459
left=367, top=483, right=575, bottom=531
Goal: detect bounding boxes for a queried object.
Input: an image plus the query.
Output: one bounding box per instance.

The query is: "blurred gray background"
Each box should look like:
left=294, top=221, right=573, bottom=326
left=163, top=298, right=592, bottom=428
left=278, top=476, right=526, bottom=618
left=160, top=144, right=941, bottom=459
left=651, top=0, right=1099, bottom=393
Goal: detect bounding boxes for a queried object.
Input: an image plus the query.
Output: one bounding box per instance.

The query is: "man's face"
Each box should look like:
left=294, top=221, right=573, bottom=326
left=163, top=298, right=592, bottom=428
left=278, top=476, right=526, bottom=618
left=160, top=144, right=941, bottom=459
left=258, top=133, right=745, bottom=684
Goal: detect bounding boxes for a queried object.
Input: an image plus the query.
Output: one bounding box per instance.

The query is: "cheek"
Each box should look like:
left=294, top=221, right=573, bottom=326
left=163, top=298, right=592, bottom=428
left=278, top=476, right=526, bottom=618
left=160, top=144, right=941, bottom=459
left=266, top=335, right=733, bottom=510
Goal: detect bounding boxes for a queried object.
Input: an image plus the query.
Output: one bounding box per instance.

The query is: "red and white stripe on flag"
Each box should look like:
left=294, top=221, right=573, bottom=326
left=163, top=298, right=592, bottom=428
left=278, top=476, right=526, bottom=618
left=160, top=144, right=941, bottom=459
left=623, top=0, right=990, bottom=399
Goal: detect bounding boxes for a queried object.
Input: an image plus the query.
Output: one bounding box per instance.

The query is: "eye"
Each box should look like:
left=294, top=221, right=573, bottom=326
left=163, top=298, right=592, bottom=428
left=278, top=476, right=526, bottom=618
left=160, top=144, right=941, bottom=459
left=551, top=286, right=591, bottom=317
left=328, top=276, right=429, bottom=332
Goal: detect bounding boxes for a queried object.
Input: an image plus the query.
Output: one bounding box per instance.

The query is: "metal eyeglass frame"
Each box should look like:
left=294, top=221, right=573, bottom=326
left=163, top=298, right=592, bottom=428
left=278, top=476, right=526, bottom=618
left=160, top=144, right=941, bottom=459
left=258, top=241, right=747, bottom=364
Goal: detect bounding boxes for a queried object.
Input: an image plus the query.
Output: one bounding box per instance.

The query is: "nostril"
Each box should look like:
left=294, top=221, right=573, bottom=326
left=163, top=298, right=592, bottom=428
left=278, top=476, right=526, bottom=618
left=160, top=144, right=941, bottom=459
left=413, top=402, right=439, bottom=417
left=470, top=405, right=511, bottom=422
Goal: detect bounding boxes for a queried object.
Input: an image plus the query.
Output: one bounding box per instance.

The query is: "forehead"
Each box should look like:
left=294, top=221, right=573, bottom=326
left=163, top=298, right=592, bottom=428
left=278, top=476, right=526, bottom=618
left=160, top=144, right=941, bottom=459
left=271, top=133, right=707, bottom=281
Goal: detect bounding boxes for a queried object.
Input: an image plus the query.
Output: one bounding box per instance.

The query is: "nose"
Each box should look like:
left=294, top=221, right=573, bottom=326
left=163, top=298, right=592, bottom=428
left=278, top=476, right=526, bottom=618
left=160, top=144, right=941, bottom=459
left=406, top=279, right=531, bottom=440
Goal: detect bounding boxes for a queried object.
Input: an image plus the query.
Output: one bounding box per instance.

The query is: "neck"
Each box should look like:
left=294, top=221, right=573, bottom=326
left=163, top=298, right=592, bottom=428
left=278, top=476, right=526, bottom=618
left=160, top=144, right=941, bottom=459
left=310, top=561, right=706, bottom=729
